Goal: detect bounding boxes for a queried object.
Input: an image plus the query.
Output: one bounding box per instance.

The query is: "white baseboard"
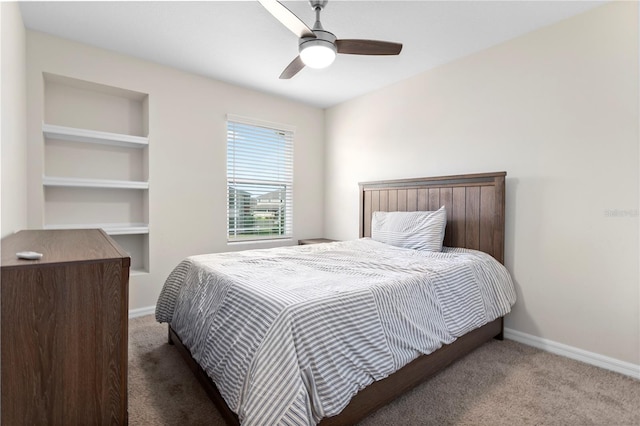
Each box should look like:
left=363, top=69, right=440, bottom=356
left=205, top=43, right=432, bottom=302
left=128, top=305, right=156, bottom=319
left=504, top=327, right=640, bottom=380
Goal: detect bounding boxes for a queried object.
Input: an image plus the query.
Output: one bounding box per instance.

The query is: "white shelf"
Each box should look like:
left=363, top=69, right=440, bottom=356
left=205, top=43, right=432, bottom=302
left=43, top=176, right=149, bottom=189
left=43, top=123, right=148, bottom=148
left=43, top=223, right=149, bottom=236
left=103, top=224, right=149, bottom=235
left=42, top=76, right=150, bottom=275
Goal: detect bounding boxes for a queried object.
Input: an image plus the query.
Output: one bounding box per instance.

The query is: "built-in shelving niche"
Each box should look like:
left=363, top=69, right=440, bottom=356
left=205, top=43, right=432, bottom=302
left=42, top=73, right=150, bottom=274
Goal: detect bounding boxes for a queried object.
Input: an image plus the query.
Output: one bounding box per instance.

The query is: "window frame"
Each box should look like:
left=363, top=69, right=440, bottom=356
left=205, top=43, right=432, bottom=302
left=226, top=114, right=295, bottom=243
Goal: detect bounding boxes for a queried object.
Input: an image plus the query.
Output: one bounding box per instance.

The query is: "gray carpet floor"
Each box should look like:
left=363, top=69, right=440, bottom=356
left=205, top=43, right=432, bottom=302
left=129, top=315, right=639, bottom=425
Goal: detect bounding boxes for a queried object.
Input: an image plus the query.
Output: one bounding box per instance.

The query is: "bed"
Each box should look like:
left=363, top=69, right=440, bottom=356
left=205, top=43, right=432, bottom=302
left=156, top=171, right=514, bottom=425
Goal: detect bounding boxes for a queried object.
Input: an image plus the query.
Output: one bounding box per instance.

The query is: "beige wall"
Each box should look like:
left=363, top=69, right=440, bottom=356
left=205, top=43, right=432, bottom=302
left=25, top=31, right=325, bottom=310
left=325, top=2, right=639, bottom=365
left=1, top=2, right=27, bottom=237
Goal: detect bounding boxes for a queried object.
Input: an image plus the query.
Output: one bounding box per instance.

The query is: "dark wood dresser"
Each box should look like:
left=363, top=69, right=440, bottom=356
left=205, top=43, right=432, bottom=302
left=1, top=229, right=130, bottom=425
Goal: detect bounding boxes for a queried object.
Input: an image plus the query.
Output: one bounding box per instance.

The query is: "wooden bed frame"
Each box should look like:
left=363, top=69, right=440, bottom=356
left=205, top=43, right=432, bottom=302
left=168, top=171, right=507, bottom=425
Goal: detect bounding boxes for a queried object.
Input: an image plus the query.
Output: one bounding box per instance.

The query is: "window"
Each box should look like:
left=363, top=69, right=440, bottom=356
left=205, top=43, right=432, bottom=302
left=226, top=114, right=294, bottom=242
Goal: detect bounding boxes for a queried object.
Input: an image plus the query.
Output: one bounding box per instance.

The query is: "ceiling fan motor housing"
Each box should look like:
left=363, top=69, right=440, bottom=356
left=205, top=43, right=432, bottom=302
left=299, top=29, right=336, bottom=53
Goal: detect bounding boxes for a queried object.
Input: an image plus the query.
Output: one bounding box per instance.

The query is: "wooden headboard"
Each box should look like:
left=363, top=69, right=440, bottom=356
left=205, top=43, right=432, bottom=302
left=359, top=172, right=506, bottom=264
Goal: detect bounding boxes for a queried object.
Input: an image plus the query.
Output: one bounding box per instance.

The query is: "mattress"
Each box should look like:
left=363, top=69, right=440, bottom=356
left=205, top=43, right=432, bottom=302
left=156, top=238, right=516, bottom=425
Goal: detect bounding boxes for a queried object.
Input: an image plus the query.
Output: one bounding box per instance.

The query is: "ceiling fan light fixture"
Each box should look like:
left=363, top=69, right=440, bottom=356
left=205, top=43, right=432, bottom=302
left=261, top=0, right=402, bottom=79
left=299, top=39, right=336, bottom=69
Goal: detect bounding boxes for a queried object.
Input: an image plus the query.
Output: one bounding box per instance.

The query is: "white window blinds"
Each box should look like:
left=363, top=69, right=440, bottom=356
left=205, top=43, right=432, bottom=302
left=226, top=114, right=294, bottom=242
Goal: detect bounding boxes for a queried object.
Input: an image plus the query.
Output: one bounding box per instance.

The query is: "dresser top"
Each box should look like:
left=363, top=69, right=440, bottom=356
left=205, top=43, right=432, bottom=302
left=1, top=229, right=130, bottom=269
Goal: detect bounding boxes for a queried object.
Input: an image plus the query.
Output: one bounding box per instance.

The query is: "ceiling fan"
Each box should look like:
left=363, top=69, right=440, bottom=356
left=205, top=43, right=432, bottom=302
left=258, top=0, right=403, bottom=79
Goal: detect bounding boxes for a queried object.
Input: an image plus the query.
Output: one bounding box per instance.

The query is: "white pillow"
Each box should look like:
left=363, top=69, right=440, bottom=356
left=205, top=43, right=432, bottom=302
left=371, top=207, right=447, bottom=252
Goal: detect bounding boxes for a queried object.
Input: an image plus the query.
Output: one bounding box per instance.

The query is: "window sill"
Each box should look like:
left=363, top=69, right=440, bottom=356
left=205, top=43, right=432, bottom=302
left=227, top=238, right=293, bottom=246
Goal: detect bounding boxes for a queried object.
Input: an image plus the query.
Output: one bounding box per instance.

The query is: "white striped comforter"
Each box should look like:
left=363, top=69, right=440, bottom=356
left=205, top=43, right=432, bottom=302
left=156, top=239, right=515, bottom=425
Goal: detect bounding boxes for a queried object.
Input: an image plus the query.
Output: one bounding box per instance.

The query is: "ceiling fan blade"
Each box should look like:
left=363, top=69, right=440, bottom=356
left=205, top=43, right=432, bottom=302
left=258, top=0, right=315, bottom=39
left=336, top=39, right=403, bottom=56
left=280, top=56, right=306, bottom=79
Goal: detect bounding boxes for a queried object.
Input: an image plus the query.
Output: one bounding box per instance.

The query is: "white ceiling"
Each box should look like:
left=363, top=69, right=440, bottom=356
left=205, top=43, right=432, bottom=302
left=19, top=1, right=605, bottom=108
